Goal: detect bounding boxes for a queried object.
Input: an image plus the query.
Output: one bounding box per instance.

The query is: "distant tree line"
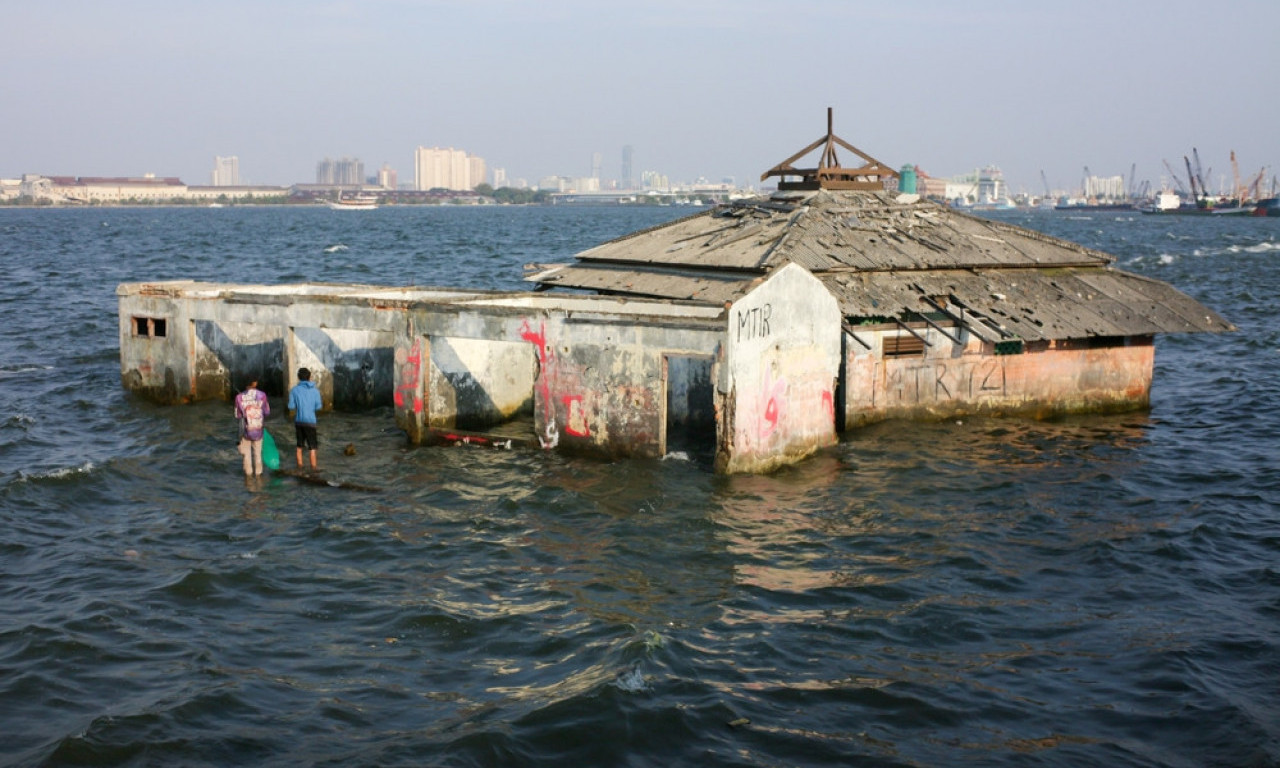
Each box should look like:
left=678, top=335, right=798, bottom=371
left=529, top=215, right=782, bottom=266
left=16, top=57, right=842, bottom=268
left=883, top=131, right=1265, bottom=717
left=473, top=184, right=553, bottom=205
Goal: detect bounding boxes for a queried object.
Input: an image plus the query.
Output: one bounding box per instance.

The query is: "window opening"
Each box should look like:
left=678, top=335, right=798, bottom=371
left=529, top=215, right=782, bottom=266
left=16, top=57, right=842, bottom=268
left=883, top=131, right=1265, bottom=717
left=132, top=316, right=169, bottom=338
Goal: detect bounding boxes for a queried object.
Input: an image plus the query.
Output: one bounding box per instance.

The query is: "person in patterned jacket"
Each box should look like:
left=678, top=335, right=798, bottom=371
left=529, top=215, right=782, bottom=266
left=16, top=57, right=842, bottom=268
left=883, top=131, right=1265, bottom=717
left=234, top=379, right=270, bottom=476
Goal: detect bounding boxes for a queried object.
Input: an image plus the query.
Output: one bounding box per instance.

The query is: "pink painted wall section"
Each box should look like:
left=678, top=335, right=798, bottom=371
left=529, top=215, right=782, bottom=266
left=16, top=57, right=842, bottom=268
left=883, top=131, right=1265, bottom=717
left=393, top=334, right=429, bottom=443
left=519, top=318, right=665, bottom=458
left=721, top=264, right=841, bottom=474
left=844, top=334, right=1155, bottom=426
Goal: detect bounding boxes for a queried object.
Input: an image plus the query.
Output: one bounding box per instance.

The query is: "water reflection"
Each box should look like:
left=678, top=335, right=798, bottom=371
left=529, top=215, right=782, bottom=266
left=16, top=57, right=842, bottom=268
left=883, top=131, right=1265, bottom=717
left=707, top=413, right=1156, bottom=599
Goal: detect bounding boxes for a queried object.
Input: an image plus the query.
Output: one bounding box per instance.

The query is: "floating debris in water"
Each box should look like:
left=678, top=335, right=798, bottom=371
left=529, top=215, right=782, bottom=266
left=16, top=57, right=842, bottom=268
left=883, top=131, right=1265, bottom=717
left=613, top=663, right=650, bottom=693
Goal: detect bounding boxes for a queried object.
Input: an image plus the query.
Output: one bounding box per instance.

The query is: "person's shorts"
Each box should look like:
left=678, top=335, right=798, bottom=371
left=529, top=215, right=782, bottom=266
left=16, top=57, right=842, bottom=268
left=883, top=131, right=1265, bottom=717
left=295, top=423, right=318, bottom=450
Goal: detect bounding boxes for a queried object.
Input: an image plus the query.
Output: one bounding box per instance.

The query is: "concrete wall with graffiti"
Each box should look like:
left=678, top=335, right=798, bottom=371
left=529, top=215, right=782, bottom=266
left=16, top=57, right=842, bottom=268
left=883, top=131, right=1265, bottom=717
left=843, top=330, right=1155, bottom=426
left=120, top=275, right=1156, bottom=475
left=393, top=301, right=725, bottom=459
left=719, top=264, right=842, bottom=474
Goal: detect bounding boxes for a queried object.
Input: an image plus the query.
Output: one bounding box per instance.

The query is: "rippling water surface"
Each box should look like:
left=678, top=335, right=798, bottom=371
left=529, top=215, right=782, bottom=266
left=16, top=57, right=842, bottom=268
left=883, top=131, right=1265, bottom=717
left=2, top=205, right=1278, bottom=767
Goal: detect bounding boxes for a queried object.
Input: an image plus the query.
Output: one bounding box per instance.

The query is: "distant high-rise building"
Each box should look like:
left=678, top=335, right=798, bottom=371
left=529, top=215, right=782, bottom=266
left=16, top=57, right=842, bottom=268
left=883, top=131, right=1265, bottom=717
left=537, top=176, right=567, bottom=192
left=211, top=156, right=239, bottom=186
left=468, top=155, right=487, bottom=189
left=377, top=163, right=397, bottom=190
left=414, top=146, right=484, bottom=191
left=316, top=156, right=363, bottom=185
left=492, top=168, right=507, bottom=189
left=641, top=170, right=669, bottom=191
left=621, top=145, right=633, bottom=189
left=591, top=152, right=602, bottom=181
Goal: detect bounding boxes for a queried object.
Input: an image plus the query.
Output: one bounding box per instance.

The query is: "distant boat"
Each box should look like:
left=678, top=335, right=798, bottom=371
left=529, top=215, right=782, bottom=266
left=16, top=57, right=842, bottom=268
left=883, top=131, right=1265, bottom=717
left=1054, top=201, right=1135, bottom=211
left=1252, top=198, right=1280, bottom=217
left=326, top=193, right=379, bottom=210
left=1136, top=189, right=1256, bottom=215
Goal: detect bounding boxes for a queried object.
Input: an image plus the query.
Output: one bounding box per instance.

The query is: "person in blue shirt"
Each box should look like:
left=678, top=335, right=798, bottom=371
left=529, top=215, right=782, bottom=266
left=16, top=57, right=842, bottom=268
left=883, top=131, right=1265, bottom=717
left=288, top=367, right=323, bottom=471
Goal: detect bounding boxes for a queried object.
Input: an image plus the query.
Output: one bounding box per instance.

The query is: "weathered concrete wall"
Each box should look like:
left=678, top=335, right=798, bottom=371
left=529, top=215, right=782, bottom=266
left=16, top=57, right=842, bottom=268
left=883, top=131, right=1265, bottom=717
left=843, top=328, right=1155, bottom=426
left=393, top=300, right=726, bottom=460
left=195, top=320, right=286, bottom=399
left=719, top=264, right=842, bottom=474
left=121, top=276, right=1160, bottom=475
left=120, top=283, right=407, bottom=410
left=288, top=327, right=395, bottom=410
left=119, top=287, right=195, bottom=404
left=426, top=337, right=535, bottom=430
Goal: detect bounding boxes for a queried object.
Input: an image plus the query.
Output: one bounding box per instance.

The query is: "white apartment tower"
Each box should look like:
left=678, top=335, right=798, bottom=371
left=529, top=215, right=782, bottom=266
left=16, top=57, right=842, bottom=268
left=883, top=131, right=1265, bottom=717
left=468, top=155, right=487, bottom=189
left=211, top=156, right=240, bottom=186
left=377, top=163, right=397, bottom=190
left=414, top=146, right=485, bottom=191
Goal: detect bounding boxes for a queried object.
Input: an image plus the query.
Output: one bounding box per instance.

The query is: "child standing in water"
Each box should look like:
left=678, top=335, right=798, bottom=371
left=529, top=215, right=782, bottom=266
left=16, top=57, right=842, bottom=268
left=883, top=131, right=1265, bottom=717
left=234, top=379, right=270, bottom=476
left=288, top=368, right=322, bottom=471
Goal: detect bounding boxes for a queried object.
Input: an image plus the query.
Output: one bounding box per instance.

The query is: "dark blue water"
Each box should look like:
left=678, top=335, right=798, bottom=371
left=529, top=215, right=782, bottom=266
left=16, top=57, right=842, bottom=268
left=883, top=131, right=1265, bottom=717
left=2, top=205, right=1278, bottom=767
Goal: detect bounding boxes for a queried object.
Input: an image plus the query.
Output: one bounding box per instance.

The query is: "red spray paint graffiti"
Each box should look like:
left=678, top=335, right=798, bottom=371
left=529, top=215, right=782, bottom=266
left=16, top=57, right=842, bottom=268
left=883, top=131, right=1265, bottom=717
left=563, top=395, right=590, bottom=437
left=393, top=337, right=423, bottom=414
left=520, top=319, right=560, bottom=448
left=759, top=369, right=788, bottom=440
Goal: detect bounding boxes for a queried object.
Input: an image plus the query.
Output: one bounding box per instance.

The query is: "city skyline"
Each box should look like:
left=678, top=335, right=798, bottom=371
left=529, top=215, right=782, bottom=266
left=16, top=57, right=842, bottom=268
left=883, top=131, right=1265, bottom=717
left=3, top=1, right=1277, bottom=196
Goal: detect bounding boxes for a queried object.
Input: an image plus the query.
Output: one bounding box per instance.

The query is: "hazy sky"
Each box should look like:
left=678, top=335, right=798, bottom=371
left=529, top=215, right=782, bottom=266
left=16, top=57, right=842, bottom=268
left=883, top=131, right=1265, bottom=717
left=4, top=0, right=1277, bottom=195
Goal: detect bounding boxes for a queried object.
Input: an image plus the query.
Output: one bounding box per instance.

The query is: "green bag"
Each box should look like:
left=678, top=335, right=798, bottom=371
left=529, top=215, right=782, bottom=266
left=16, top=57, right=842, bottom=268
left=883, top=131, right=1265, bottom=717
left=261, top=429, right=281, bottom=471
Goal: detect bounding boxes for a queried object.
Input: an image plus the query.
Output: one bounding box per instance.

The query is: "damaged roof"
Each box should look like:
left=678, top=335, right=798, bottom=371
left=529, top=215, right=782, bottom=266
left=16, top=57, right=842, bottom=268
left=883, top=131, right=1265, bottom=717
left=526, top=189, right=1234, bottom=341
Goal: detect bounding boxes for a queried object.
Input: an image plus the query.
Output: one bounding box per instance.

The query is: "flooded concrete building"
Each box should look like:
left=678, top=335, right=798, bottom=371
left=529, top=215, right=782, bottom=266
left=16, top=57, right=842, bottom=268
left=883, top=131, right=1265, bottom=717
left=526, top=114, right=1233, bottom=430
left=118, top=115, right=1231, bottom=473
left=119, top=265, right=839, bottom=474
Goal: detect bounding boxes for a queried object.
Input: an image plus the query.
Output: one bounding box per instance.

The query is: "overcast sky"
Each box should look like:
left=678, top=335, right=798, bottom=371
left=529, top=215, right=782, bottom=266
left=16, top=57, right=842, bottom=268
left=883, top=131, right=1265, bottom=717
left=4, top=0, right=1277, bottom=195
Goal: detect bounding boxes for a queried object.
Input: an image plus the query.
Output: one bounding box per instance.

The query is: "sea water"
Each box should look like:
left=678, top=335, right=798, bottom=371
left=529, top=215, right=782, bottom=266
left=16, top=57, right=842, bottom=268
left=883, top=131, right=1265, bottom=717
left=1, top=205, right=1278, bottom=766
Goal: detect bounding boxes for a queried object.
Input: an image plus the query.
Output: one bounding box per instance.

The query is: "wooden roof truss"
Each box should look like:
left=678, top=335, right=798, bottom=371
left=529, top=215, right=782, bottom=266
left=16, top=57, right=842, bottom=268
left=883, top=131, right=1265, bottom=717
left=762, top=108, right=900, bottom=191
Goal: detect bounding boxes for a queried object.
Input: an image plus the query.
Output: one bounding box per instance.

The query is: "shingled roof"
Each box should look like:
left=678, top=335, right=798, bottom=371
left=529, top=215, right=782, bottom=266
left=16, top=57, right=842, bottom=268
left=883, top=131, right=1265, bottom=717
left=526, top=188, right=1233, bottom=341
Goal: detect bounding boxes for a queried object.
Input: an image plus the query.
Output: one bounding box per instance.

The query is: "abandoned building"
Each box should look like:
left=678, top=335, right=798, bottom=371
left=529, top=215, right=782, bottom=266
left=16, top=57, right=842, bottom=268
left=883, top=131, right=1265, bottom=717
left=118, top=114, right=1232, bottom=473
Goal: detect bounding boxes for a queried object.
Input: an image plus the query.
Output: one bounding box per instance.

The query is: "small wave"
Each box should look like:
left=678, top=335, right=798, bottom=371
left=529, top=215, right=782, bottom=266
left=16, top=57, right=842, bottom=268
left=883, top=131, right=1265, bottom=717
left=15, top=461, right=96, bottom=483
left=1158, top=253, right=1176, bottom=264
left=1244, top=242, right=1280, bottom=254
left=662, top=451, right=690, bottom=462
left=324, top=244, right=349, bottom=253
left=0, top=364, right=54, bottom=377
left=3, top=413, right=35, bottom=430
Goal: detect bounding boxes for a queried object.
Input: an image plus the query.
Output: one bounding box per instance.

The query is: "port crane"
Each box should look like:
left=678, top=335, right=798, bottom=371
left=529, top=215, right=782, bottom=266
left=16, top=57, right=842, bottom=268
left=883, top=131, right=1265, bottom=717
left=1162, top=159, right=1190, bottom=195
left=1184, top=156, right=1202, bottom=200
left=1192, top=148, right=1210, bottom=197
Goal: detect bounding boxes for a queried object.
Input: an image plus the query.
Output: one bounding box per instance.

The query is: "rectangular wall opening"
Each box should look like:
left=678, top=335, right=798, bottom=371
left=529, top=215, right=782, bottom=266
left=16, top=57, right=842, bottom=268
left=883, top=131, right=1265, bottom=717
left=133, top=316, right=168, bottom=338
left=664, top=354, right=716, bottom=461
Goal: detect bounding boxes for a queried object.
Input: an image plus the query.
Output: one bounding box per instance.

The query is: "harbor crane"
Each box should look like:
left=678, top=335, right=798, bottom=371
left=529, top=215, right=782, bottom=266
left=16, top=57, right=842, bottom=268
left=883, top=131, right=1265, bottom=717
left=1244, top=166, right=1267, bottom=200
left=1040, top=169, right=1051, bottom=198
left=1163, top=159, right=1189, bottom=195
left=1192, top=148, right=1210, bottom=197
left=1184, top=156, right=1201, bottom=199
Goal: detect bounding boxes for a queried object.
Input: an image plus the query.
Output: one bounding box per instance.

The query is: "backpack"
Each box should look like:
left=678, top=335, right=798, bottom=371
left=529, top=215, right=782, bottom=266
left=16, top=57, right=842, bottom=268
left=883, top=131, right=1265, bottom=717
left=241, top=393, right=264, bottom=432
